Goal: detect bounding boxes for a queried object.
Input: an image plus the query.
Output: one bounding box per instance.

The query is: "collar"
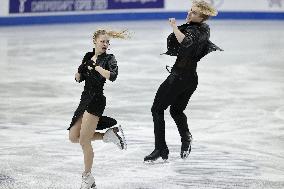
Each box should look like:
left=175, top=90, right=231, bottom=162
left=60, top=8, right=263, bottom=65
left=92, top=48, right=107, bottom=58
left=187, top=21, right=202, bottom=26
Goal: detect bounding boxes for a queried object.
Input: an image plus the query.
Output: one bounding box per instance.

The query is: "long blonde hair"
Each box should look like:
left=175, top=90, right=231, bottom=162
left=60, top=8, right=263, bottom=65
left=93, top=29, right=130, bottom=43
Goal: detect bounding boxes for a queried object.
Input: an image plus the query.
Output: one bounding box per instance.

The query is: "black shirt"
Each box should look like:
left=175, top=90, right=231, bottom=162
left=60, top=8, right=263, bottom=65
left=165, top=22, right=222, bottom=74
left=77, top=49, right=118, bottom=94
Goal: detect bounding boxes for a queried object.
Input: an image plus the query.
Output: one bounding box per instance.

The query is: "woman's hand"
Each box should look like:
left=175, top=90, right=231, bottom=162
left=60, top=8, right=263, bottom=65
left=169, top=18, right=177, bottom=29
left=75, top=72, right=81, bottom=82
left=94, top=65, right=110, bottom=80
left=88, top=61, right=98, bottom=71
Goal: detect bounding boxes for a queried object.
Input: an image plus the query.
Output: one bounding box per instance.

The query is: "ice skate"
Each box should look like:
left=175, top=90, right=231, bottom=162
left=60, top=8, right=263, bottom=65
left=103, top=125, right=127, bottom=150
left=144, top=148, right=169, bottom=163
left=80, top=172, right=97, bottom=189
left=180, top=133, right=192, bottom=159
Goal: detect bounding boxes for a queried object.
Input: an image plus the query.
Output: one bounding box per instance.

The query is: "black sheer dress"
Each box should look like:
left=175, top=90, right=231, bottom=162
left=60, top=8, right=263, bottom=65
left=68, top=49, right=118, bottom=130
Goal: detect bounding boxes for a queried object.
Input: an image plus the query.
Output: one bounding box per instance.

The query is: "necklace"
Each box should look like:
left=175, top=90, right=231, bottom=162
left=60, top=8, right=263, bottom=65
left=91, top=56, right=97, bottom=65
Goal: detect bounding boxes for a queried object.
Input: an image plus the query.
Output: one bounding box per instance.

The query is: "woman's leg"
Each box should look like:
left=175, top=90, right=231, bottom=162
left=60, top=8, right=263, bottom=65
left=92, top=133, right=103, bottom=140
left=79, top=111, right=99, bottom=173
left=91, top=116, right=118, bottom=140
left=69, top=116, right=83, bottom=143
left=69, top=115, right=104, bottom=143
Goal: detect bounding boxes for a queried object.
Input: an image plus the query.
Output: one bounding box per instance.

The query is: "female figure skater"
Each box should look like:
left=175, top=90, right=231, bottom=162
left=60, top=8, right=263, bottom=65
left=68, top=29, right=128, bottom=189
left=144, top=0, right=223, bottom=162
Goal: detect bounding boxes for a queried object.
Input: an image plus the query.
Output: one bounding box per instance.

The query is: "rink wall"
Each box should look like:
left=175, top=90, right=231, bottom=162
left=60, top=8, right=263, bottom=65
left=0, top=0, right=284, bottom=26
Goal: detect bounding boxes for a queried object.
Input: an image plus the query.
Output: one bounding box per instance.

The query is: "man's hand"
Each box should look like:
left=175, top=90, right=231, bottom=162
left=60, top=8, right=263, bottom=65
left=169, top=18, right=185, bottom=43
left=169, top=18, right=177, bottom=28
left=75, top=72, right=81, bottom=82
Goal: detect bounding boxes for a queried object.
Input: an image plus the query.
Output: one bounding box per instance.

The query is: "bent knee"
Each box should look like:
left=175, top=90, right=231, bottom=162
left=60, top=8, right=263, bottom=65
left=79, top=136, right=92, bottom=147
left=151, top=105, right=162, bottom=114
left=69, top=133, right=79, bottom=143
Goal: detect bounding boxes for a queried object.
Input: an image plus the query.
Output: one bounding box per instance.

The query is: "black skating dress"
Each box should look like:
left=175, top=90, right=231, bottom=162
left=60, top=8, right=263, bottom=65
left=68, top=49, right=118, bottom=130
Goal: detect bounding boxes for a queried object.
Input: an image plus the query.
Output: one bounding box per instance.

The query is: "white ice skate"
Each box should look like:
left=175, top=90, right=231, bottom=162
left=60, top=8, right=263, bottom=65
left=103, top=125, right=127, bottom=150
left=80, top=172, right=96, bottom=189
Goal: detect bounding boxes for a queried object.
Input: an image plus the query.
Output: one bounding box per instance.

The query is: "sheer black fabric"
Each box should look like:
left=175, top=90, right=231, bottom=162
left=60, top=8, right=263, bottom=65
left=165, top=22, right=223, bottom=74
left=68, top=50, right=118, bottom=130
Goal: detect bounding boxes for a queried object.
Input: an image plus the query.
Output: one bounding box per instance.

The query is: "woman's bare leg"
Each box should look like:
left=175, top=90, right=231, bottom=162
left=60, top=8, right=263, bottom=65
left=80, top=111, right=99, bottom=173
left=69, top=116, right=103, bottom=143
left=92, top=133, right=103, bottom=140
left=69, top=116, right=82, bottom=143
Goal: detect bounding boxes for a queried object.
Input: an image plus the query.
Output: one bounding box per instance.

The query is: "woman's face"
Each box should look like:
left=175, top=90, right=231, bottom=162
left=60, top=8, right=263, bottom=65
left=94, top=34, right=110, bottom=54
left=186, top=6, right=204, bottom=23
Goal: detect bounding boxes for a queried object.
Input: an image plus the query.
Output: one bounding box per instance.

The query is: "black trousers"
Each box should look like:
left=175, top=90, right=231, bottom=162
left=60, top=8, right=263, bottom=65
left=151, top=72, right=198, bottom=150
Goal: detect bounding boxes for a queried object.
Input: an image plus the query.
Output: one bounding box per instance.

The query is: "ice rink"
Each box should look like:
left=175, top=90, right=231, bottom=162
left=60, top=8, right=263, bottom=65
left=0, top=20, right=284, bottom=189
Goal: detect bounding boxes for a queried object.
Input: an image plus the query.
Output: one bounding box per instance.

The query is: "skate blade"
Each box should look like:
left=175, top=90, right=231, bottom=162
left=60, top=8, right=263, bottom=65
left=144, top=158, right=169, bottom=164
left=117, top=125, right=127, bottom=150
left=181, top=151, right=190, bottom=159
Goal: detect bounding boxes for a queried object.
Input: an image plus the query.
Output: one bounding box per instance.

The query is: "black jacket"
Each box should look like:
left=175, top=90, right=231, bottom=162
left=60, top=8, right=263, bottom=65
left=77, top=49, right=118, bottom=93
left=165, top=22, right=223, bottom=74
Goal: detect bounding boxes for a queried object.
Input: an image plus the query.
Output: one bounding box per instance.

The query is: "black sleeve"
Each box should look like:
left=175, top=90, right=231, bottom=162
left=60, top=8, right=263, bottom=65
left=76, top=52, right=92, bottom=82
left=180, top=26, right=209, bottom=48
left=108, top=55, right=118, bottom=82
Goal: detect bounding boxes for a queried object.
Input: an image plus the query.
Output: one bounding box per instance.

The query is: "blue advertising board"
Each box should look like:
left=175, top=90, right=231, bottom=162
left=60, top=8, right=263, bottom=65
left=9, top=0, right=164, bottom=13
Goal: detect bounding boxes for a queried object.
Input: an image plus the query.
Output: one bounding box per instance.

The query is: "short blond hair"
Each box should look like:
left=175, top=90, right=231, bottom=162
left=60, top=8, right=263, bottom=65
left=192, top=0, right=218, bottom=17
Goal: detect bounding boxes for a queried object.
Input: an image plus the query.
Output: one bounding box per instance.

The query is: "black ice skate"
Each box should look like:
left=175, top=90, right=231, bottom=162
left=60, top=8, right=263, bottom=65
left=180, top=133, right=192, bottom=159
left=144, top=148, right=169, bottom=162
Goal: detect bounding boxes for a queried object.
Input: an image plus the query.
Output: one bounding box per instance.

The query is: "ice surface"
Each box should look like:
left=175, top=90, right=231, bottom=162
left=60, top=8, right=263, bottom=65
left=0, top=20, right=284, bottom=189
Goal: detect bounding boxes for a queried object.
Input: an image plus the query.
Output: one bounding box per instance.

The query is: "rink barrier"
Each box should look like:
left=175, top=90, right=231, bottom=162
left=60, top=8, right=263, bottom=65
left=0, top=11, right=284, bottom=26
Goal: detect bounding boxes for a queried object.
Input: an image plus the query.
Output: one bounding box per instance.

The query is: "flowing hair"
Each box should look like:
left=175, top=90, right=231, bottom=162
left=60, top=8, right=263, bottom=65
left=93, top=29, right=131, bottom=43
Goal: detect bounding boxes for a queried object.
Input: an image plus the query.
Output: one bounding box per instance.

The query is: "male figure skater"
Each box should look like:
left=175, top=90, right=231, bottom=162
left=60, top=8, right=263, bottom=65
left=144, top=0, right=223, bottom=162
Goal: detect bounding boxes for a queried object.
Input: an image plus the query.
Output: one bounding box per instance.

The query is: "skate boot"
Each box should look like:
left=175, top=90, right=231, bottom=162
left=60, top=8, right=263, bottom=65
left=80, top=172, right=96, bottom=189
left=144, top=148, right=169, bottom=162
left=180, top=133, right=192, bottom=159
left=103, top=125, right=127, bottom=150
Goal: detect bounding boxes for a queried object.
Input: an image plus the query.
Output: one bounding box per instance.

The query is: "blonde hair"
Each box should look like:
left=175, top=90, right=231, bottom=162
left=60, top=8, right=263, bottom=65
left=93, top=29, right=131, bottom=43
left=192, top=0, right=218, bottom=17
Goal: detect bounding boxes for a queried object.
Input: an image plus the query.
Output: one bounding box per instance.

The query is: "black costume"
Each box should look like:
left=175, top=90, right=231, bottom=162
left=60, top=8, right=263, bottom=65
left=145, top=22, right=222, bottom=161
left=68, top=49, right=118, bottom=130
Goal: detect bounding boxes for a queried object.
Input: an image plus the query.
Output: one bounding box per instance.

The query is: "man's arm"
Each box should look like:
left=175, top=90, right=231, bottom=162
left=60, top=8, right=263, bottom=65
left=169, top=18, right=185, bottom=43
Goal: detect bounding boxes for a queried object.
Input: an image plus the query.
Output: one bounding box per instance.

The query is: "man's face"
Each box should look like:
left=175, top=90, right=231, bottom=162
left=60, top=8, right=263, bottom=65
left=186, top=6, right=204, bottom=23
